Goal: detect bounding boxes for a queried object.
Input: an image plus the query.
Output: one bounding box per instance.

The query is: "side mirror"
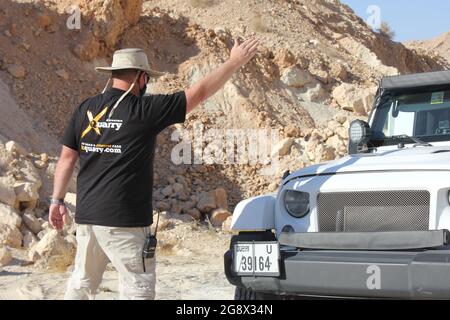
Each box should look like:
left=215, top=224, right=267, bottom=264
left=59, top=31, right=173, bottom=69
left=348, top=120, right=371, bottom=155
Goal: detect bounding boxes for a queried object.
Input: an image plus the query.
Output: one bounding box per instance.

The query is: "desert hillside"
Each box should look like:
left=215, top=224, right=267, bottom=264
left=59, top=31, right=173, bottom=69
left=405, top=31, right=450, bottom=65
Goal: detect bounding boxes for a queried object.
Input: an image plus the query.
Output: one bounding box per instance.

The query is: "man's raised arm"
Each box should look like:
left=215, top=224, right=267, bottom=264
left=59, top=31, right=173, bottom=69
left=185, top=37, right=259, bottom=113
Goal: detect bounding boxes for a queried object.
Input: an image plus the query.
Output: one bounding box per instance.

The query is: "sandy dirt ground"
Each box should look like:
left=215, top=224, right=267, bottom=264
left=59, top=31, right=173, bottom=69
left=0, top=221, right=235, bottom=300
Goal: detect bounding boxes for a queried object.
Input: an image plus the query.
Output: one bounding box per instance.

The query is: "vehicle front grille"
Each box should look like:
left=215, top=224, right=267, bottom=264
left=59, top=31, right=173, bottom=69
left=317, top=191, right=430, bottom=232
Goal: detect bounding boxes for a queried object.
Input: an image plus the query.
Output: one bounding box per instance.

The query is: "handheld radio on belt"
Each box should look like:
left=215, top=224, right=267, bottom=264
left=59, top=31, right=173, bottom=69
left=142, top=211, right=159, bottom=272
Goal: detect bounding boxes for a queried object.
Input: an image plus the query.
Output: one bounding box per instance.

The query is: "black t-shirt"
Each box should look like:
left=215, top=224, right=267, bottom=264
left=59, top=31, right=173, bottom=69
left=61, top=88, right=186, bottom=227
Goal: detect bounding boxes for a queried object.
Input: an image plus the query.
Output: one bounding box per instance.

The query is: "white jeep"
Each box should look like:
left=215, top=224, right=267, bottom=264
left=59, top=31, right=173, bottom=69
left=224, top=70, right=450, bottom=299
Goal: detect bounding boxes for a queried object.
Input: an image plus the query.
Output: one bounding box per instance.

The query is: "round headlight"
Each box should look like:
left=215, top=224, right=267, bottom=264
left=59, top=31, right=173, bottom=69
left=284, top=190, right=310, bottom=218
left=349, top=120, right=371, bottom=144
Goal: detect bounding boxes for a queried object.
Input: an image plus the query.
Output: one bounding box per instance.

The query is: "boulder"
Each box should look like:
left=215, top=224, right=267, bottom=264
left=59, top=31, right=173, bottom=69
left=187, top=208, right=201, bottom=220
left=22, top=212, right=43, bottom=234
left=272, top=138, right=294, bottom=157
left=335, top=126, right=349, bottom=140
left=335, top=115, right=348, bottom=125
left=5, top=141, right=28, bottom=156
left=326, top=135, right=344, bottom=150
left=64, top=192, right=77, bottom=213
left=55, top=69, right=69, bottom=81
left=280, top=66, right=313, bottom=88
left=268, top=181, right=279, bottom=192
left=327, top=120, right=341, bottom=132
left=274, top=48, right=296, bottom=68
left=0, top=203, right=21, bottom=228
left=315, top=144, right=336, bottom=162
left=33, top=160, right=47, bottom=169
left=161, top=185, right=173, bottom=197
left=329, top=62, right=348, bottom=81
left=214, top=188, right=228, bottom=210
left=196, top=191, right=216, bottom=212
left=0, top=144, right=14, bottom=168
left=22, top=232, right=38, bottom=249
left=172, top=182, right=185, bottom=196
left=14, top=181, right=39, bottom=200
left=40, top=153, right=49, bottom=163
left=209, top=209, right=232, bottom=228
left=221, top=216, right=234, bottom=232
left=20, top=160, right=43, bottom=188
left=0, top=246, right=12, bottom=267
left=37, top=230, right=48, bottom=240
left=332, top=83, right=377, bottom=115
left=155, top=201, right=170, bottom=211
left=0, top=176, right=17, bottom=207
left=7, top=65, right=26, bottom=79
left=298, top=81, right=329, bottom=102
left=170, top=203, right=182, bottom=214
left=0, top=223, right=22, bottom=248
left=37, top=14, right=52, bottom=29
left=285, top=125, right=301, bottom=138
left=29, top=230, right=75, bottom=271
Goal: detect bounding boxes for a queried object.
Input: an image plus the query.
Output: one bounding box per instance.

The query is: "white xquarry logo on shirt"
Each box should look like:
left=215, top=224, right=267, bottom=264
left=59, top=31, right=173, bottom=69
left=81, top=142, right=122, bottom=154
left=81, top=106, right=123, bottom=139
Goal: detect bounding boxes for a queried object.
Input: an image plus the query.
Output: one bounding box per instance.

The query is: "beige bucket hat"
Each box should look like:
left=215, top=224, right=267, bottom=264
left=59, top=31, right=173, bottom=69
left=95, top=48, right=165, bottom=76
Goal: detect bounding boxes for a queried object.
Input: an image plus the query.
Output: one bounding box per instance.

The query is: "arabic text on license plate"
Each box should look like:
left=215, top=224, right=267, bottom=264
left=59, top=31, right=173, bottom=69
left=233, top=242, right=279, bottom=276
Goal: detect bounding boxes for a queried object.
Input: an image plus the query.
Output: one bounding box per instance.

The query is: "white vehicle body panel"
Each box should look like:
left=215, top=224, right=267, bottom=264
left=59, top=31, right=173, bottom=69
left=230, top=194, right=276, bottom=231
left=232, top=146, right=450, bottom=234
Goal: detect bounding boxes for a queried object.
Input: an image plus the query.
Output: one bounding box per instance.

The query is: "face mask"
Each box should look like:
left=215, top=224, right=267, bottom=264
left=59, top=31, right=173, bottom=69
left=140, top=83, right=147, bottom=97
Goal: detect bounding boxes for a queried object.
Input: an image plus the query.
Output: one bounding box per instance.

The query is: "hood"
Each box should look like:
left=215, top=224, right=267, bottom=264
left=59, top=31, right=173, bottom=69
left=286, top=146, right=450, bottom=181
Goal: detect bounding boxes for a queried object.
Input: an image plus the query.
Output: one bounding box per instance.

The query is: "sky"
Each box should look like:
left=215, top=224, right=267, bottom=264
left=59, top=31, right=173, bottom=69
left=340, top=0, right=450, bottom=42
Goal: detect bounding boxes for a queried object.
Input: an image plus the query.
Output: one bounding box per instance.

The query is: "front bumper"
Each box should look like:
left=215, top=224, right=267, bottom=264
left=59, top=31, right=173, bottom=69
left=225, top=233, right=450, bottom=299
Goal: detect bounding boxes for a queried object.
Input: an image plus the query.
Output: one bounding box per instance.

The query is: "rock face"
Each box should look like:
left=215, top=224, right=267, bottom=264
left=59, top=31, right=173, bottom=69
left=71, top=0, right=144, bottom=60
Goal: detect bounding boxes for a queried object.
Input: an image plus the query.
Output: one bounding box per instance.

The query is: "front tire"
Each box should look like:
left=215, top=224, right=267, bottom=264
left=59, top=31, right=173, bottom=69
left=234, top=287, right=281, bottom=300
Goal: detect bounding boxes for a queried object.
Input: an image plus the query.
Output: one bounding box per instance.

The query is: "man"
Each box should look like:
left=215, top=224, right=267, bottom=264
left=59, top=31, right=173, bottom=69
left=50, top=37, right=259, bottom=300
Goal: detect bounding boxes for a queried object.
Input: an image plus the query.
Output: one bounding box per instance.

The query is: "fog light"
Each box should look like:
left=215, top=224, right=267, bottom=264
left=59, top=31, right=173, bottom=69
left=282, top=225, right=295, bottom=233
left=349, top=120, right=371, bottom=144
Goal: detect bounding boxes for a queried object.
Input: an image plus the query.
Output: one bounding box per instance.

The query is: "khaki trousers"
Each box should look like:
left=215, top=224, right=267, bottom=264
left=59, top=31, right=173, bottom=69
left=64, top=224, right=156, bottom=300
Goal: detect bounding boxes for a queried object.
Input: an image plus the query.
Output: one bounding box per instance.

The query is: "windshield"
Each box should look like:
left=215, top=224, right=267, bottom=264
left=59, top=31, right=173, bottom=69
left=371, top=87, right=450, bottom=146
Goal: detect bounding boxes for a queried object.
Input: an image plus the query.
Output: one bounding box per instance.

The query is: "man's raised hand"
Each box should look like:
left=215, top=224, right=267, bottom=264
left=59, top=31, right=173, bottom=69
left=229, top=37, right=260, bottom=67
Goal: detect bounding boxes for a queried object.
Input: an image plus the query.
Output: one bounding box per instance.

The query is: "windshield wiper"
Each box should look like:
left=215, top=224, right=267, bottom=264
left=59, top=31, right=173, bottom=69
left=389, top=134, right=433, bottom=147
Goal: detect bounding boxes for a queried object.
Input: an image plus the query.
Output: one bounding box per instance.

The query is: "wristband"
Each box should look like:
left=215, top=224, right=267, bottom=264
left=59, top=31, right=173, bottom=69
left=50, top=198, right=65, bottom=206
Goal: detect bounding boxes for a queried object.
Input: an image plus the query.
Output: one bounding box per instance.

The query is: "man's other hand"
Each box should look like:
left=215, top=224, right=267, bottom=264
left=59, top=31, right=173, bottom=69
left=49, top=204, right=67, bottom=230
left=229, top=37, right=260, bottom=67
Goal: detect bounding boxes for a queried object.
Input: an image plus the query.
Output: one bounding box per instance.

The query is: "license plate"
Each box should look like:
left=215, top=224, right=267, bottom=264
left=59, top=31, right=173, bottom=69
left=233, top=242, right=280, bottom=276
